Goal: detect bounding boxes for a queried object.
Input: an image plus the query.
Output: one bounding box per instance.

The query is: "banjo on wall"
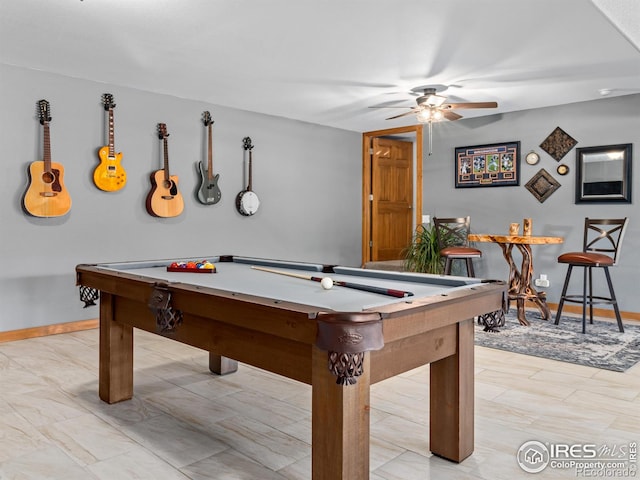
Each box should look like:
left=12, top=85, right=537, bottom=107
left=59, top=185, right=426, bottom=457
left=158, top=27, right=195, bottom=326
left=236, top=137, right=260, bottom=216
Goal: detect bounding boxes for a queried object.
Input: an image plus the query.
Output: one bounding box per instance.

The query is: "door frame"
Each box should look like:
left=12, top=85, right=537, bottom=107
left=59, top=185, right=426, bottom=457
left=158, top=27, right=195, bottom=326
left=362, top=125, right=423, bottom=266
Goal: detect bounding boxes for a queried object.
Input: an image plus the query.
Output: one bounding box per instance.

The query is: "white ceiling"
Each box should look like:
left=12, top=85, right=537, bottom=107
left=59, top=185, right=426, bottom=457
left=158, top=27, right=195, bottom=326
left=1, top=0, right=639, bottom=133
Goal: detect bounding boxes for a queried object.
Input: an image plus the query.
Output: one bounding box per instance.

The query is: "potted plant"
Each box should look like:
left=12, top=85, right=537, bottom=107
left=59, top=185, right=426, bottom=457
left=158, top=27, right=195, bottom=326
left=403, top=224, right=445, bottom=274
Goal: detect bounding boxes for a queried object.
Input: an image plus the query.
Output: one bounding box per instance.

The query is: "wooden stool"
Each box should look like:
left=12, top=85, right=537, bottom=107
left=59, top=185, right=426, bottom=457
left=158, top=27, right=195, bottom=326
left=433, top=216, right=482, bottom=277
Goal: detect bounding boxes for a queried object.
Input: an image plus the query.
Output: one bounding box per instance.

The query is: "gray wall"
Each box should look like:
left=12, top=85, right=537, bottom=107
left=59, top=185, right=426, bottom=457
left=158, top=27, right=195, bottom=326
left=424, top=94, right=640, bottom=312
left=0, top=64, right=362, bottom=331
left=2, top=63, right=638, bottom=333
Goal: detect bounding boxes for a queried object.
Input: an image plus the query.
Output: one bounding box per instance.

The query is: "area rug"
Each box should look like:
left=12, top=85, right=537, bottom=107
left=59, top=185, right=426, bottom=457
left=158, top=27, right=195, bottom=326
left=474, top=310, right=640, bottom=372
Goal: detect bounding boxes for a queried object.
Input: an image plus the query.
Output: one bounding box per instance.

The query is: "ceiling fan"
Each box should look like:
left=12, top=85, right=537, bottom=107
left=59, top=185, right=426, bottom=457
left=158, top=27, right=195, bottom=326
left=381, top=87, right=498, bottom=121
left=372, top=87, right=498, bottom=154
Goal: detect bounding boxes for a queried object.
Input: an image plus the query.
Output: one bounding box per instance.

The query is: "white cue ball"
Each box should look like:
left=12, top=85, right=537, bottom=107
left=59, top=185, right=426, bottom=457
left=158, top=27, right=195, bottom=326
left=320, top=277, right=333, bottom=290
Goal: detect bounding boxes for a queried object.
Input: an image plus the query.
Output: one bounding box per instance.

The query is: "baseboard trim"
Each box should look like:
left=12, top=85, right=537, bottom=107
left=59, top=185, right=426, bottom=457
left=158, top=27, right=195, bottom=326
left=0, top=319, right=98, bottom=343
left=541, top=302, right=640, bottom=322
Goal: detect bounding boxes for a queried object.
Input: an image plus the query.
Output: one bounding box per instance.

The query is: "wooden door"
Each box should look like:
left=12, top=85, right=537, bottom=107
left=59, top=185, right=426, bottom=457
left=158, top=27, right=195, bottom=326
left=370, top=137, right=413, bottom=261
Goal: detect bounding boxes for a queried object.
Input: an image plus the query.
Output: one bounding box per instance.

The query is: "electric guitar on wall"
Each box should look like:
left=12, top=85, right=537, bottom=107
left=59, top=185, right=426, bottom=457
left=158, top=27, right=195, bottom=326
left=23, top=99, right=72, bottom=217
left=146, top=123, right=184, bottom=217
left=93, top=93, right=126, bottom=191
left=196, top=111, right=221, bottom=205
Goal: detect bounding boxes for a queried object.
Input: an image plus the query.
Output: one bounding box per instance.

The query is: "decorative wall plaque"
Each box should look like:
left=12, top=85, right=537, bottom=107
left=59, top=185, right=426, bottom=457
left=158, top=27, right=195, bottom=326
left=539, top=126, right=577, bottom=161
left=525, top=168, right=561, bottom=203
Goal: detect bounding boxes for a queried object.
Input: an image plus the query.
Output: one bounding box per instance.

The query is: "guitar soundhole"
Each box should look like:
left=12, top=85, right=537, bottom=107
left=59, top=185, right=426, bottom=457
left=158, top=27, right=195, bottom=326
left=42, top=171, right=55, bottom=184
left=41, top=169, right=62, bottom=192
left=160, top=179, right=178, bottom=199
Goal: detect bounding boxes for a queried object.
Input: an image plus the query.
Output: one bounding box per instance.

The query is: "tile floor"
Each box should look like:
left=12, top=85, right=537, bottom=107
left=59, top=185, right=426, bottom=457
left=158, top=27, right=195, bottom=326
left=0, top=322, right=638, bottom=479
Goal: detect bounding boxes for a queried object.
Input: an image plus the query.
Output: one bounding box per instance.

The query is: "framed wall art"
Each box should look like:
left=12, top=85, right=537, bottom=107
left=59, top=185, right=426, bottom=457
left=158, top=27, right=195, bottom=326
left=455, top=141, right=520, bottom=188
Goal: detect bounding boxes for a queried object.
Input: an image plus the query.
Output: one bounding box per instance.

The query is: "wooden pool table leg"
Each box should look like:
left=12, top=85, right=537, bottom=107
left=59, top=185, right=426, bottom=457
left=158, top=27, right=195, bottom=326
left=429, top=318, right=474, bottom=462
left=99, top=292, right=134, bottom=404
left=209, top=353, right=238, bottom=375
left=311, top=346, right=371, bottom=480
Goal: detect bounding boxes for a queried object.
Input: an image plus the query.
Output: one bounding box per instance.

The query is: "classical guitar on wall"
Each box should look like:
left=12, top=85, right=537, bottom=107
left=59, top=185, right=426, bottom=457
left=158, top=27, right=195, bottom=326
left=93, top=93, right=126, bottom=191
left=146, top=123, right=184, bottom=217
left=195, top=111, right=222, bottom=205
left=236, top=137, right=260, bottom=216
left=23, top=99, right=72, bottom=217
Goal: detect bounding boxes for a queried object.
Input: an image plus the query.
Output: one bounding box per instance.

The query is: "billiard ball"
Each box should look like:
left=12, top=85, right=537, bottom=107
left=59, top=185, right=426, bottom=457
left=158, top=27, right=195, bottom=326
left=320, top=277, right=333, bottom=290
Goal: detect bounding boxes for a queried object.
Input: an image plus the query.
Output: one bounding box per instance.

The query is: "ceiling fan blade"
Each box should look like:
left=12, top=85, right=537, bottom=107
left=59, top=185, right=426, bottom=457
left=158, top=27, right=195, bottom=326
left=368, top=105, right=414, bottom=109
left=443, top=111, right=463, bottom=121
left=442, top=102, right=498, bottom=110
left=385, top=110, right=418, bottom=120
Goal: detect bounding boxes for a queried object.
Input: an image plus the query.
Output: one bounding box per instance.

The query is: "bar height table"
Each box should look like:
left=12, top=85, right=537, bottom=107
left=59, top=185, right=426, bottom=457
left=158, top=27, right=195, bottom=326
left=468, top=233, right=563, bottom=326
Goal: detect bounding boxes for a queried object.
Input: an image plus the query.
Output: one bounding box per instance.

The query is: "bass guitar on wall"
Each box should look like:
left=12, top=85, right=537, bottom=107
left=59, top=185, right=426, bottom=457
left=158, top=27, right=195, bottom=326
left=146, top=123, right=184, bottom=217
left=23, top=99, right=72, bottom=217
left=93, top=93, right=127, bottom=191
left=196, top=111, right=221, bottom=205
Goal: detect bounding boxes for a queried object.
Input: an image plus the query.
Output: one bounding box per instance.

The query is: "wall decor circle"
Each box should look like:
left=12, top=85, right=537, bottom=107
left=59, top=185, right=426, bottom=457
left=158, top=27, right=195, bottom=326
left=525, top=151, right=540, bottom=165
left=556, top=164, right=569, bottom=176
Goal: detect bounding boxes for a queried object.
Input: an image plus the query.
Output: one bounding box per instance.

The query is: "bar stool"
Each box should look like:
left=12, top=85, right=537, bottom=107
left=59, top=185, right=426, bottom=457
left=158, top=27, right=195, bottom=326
left=555, top=218, right=628, bottom=333
left=433, top=216, right=482, bottom=277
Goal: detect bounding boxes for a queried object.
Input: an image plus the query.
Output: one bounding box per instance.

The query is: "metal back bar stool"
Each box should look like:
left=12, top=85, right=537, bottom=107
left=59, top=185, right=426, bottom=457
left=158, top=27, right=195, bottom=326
left=433, top=216, right=481, bottom=277
left=555, top=217, right=628, bottom=333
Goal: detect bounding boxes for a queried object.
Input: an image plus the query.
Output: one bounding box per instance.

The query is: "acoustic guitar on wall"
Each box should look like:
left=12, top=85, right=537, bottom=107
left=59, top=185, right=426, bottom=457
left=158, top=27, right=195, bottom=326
left=195, top=111, right=221, bottom=205
left=93, top=93, right=126, bottom=191
left=146, top=123, right=184, bottom=217
left=23, top=99, right=72, bottom=217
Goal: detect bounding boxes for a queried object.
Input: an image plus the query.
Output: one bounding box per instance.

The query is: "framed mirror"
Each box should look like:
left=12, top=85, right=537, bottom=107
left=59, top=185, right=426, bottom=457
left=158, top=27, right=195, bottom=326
left=575, top=144, right=632, bottom=203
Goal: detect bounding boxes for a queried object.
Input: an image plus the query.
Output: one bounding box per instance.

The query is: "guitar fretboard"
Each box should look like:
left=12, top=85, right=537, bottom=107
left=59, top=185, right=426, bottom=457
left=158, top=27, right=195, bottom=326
left=163, top=137, right=170, bottom=183
left=108, top=108, right=115, bottom=158
left=207, top=123, right=213, bottom=181
left=43, top=122, right=52, bottom=174
left=247, top=149, right=253, bottom=190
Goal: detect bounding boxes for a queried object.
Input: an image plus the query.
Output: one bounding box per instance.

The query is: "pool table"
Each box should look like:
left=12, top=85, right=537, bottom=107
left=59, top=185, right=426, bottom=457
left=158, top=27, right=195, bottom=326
left=76, top=255, right=506, bottom=480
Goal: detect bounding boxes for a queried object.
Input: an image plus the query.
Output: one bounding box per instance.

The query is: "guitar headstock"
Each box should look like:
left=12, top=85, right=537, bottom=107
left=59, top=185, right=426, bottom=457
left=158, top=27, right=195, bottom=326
left=202, top=111, right=214, bottom=126
left=37, top=99, right=51, bottom=125
left=243, top=137, right=253, bottom=151
left=102, top=93, right=116, bottom=111
left=158, top=123, right=169, bottom=140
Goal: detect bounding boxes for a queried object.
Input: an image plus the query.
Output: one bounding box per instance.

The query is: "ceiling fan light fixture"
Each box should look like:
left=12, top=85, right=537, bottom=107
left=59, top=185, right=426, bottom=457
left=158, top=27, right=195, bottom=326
left=416, top=93, right=446, bottom=107
left=416, top=109, right=432, bottom=123
left=426, top=94, right=446, bottom=107
left=416, top=107, right=444, bottom=123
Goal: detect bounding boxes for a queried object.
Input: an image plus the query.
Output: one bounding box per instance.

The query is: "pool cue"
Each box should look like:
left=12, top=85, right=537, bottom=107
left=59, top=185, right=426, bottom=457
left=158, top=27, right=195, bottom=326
left=251, top=266, right=413, bottom=298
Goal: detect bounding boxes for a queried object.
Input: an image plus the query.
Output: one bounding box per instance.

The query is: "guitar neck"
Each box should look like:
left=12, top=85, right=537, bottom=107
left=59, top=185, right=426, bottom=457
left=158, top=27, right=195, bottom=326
left=43, top=122, right=52, bottom=173
left=247, top=150, right=253, bottom=190
left=163, top=137, right=170, bottom=183
left=108, top=108, right=115, bottom=157
left=207, top=123, right=213, bottom=180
